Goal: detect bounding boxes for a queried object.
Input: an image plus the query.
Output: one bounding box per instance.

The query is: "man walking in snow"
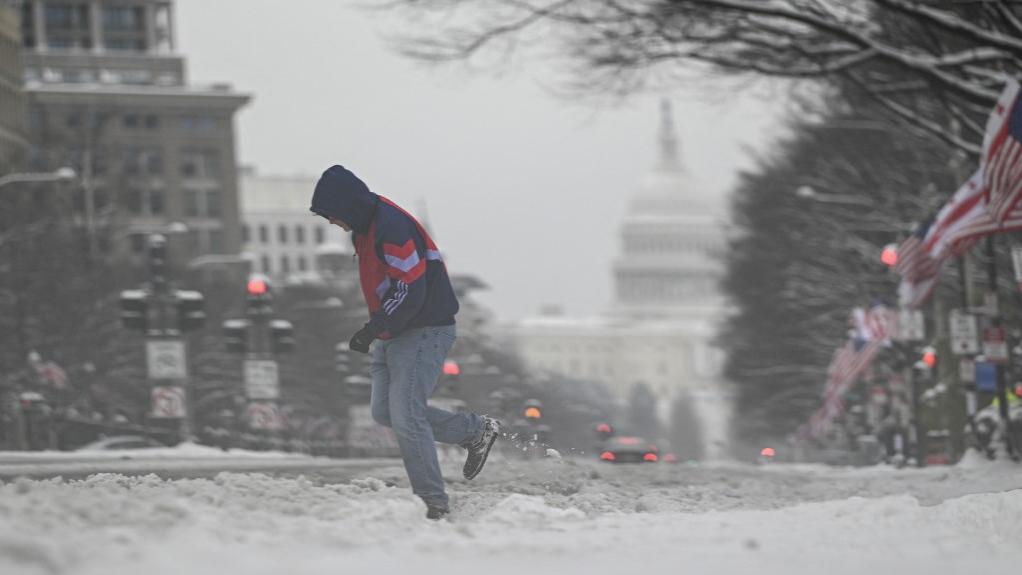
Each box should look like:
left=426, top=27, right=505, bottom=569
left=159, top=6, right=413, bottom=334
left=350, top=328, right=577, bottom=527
left=311, top=165, right=500, bottom=520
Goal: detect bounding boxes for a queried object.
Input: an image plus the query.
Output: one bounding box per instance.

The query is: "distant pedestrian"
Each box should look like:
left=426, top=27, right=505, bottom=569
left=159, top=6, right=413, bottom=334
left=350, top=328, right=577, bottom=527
left=310, top=165, right=501, bottom=520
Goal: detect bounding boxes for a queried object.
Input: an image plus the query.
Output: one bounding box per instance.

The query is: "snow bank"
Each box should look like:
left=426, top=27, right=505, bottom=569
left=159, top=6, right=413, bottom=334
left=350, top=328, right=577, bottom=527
left=0, top=442, right=311, bottom=462
left=1, top=461, right=1020, bottom=575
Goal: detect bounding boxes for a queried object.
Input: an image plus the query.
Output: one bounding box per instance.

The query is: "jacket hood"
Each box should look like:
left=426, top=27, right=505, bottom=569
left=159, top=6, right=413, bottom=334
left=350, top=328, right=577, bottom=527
left=310, top=165, right=379, bottom=235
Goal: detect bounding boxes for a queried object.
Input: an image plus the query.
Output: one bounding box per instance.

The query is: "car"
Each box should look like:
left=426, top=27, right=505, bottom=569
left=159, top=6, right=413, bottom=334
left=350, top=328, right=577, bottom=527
left=76, top=435, right=166, bottom=451
left=599, top=436, right=659, bottom=463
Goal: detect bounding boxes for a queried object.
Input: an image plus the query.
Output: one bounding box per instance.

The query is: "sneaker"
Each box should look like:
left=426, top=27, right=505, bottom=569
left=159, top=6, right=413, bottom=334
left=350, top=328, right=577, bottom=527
left=463, top=416, right=501, bottom=480
left=426, top=506, right=449, bottom=520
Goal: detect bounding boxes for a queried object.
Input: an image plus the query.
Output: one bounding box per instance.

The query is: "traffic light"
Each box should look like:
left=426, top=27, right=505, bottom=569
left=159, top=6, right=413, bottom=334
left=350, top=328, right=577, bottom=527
left=246, top=274, right=273, bottom=315
left=922, top=347, right=937, bottom=369
left=595, top=422, right=614, bottom=441
left=523, top=398, right=543, bottom=420
left=223, top=319, right=250, bottom=354
left=881, top=243, right=898, bottom=268
left=270, top=319, right=295, bottom=354
left=443, top=360, right=460, bottom=377
left=119, top=289, right=149, bottom=331
left=174, top=290, right=206, bottom=332
left=148, top=234, right=168, bottom=276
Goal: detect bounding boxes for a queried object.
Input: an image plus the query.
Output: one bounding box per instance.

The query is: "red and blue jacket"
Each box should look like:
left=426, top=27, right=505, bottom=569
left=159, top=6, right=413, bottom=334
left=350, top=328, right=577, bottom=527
left=311, top=165, right=459, bottom=339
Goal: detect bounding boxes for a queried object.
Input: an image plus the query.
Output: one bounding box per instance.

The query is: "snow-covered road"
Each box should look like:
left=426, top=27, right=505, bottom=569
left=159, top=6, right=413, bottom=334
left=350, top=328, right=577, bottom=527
left=1, top=453, right=1020, bottom=575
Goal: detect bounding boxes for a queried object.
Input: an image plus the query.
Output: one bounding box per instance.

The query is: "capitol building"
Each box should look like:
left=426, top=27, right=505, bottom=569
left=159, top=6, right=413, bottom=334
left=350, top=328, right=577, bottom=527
left=505, top=101, right=733, bottom=459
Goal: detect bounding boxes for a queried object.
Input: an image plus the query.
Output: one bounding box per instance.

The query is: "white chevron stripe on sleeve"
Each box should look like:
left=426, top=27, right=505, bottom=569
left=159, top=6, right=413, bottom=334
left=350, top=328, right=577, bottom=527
left=384, top=251, right=421, bottom=273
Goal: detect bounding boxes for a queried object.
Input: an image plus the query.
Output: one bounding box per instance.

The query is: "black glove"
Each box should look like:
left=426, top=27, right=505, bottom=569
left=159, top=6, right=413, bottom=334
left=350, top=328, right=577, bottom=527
left=348, top=326, right=376, bottom=354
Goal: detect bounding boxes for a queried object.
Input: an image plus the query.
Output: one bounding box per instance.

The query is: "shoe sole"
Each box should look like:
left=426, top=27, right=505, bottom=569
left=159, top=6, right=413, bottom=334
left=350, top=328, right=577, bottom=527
left=463, top=429, right=499, bottom=480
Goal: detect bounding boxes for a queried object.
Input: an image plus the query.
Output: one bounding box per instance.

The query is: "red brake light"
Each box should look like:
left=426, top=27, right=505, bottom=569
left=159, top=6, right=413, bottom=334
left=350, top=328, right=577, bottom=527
left=761, top=447, right=776, bottom=457
left=596, top=423, right=612, bottom=433
left=600, top=451, right=615, bottom=461
left=644, top=453, right=658, bottom=462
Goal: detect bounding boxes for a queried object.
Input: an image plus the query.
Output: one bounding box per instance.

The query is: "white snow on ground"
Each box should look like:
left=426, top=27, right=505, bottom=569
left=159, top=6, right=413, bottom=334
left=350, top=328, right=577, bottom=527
left=1, top=456, right=1020, bottom=575
left=0, top=442, right=308, bottom=463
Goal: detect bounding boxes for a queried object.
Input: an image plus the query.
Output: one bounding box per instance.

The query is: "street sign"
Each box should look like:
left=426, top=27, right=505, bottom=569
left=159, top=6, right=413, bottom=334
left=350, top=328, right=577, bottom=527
left=959, top=358, right=976, bottom=384
left=151, top=386, right=186, bottom=418
left=976, top=361, right=998, bottom=393
left=949, top=310, right=979, bottom=355
left=246, top=402, right=285, bottom=430
left=897, top=309, right=925, bottom=341
left=982, top=327, right=1009, bottom=364
left=146, top=340, right=187, bottom=380
left=244, top=360, right=280, bottom=400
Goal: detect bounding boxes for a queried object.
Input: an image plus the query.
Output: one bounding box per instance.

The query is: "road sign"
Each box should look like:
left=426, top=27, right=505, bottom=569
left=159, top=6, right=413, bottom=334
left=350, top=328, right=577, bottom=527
left=246, top=402, right=285, bottom=431
left=151, top=386, right=187, bottom=418
left=146, top=340, right=187, bottom=380
left=983, top=327, right=1009, bottom=364
left=976, top=361, right=998, bottom=393
left=244, top=360, right=280, bottom=400
left=949, top=310, right=979, bottom=355
left=897, top=309, right=925, bottom=341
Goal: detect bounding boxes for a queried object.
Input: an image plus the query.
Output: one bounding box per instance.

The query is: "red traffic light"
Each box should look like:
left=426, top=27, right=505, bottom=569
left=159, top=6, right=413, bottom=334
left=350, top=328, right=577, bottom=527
left=596, top=423, right=612, bottom=434
left=524, top=406, right=542, bottom=419
left=922, top=348, right=937, bottom=369
left=247, top=278, right=268, bottom=296
left=881, top=244, right=898, bottom=267
left=443, top=360, right=460, bottom=376
left=761, top=447, right=776, bottom=458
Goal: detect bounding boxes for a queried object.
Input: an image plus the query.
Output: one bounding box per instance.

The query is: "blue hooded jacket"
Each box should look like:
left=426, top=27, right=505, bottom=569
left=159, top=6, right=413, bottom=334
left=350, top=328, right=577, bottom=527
left=311, top=165, right=459, bottom=338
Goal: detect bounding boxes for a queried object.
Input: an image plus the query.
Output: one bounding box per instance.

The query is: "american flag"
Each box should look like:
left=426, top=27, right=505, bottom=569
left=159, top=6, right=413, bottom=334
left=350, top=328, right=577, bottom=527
left=983, top=79, right=1022, bottom=223
left=893, top=219, right=936, bottom=282
left=808, top=306, right=892, bottom=438
left=895, top=170, right=989, bottom=309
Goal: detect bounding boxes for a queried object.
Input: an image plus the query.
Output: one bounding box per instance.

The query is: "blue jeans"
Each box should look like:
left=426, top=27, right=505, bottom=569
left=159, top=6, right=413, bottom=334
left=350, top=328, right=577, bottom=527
left=369, top=325, right=483, bottom=509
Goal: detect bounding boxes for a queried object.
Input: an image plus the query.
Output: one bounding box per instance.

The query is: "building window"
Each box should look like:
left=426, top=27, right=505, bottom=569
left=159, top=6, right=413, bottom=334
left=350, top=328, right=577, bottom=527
left=258, top=224, right=269, bottom=244
left=295, top=225, right=305, bottom=244
left=124, top=147, right=163, bottom=176
left=184, top=187, right=221, bottom=218
left=242, top=225, right=250, bottom=243
left=314, top=226, right=325, bottom=244
left=180, top=148, right=221, bottom=180
left=45, top=3, right=93, bottom=50
left=179, top=115, right=218, bottom=131
left=261, top=255, right=271, bottom=273
left=280, top=255, right=290, bottom=274
left=278, top=225, right=288, bottom=244
left=297, top=256, right=307, bottom=272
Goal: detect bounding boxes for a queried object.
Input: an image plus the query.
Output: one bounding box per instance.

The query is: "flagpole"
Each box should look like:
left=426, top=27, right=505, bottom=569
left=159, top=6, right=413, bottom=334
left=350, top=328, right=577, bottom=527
left=985, top=235, right=1017, bottom=459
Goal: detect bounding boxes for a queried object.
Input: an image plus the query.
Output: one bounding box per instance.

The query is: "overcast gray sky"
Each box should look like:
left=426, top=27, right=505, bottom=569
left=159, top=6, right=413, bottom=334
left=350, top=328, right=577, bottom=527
left=176, top=0, right=785, bottom=321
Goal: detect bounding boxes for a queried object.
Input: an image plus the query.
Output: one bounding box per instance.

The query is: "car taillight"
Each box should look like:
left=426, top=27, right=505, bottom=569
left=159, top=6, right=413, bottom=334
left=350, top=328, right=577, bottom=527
left=644, top=453, right=658, bottom=462
left=600, top=451, right=615, bottom=461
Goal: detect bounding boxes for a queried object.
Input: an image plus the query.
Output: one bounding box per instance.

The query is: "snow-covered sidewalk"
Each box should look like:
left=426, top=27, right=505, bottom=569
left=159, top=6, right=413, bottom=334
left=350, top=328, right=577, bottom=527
left=1, top=457, right=1020, bottom=575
